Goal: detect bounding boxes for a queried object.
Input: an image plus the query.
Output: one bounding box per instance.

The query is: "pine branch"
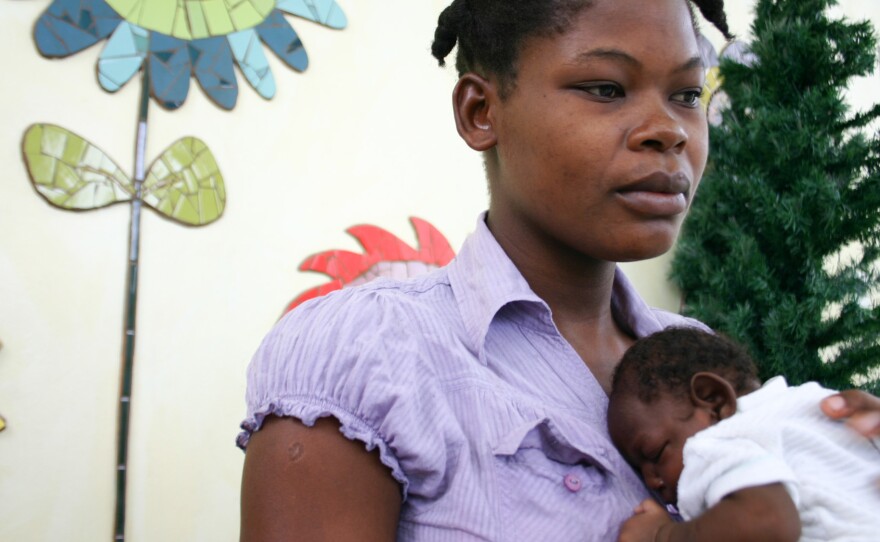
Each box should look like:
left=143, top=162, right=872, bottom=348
left=673, top=0, right=880, bottom=391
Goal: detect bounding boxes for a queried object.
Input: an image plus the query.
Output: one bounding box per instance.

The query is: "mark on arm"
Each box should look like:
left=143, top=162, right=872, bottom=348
left=288, top=441, right=304, bottom=463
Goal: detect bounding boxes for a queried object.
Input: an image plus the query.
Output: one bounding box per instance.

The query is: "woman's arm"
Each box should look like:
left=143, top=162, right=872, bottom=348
left=240, top=415, right=402, bottom=542
left=821, top=389, right=880, bottom=438
left=618, top=484, right=800, bottom=542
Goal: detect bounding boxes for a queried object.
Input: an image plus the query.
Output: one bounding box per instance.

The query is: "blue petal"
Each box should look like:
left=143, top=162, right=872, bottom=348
left=228, top=29, right=276, bottom=99
left=189, top=37, right=238, bottom=110
left=98, top=22, right=148, bottom=92
left=256, top=10, right=308, bottom=72
left=148, top=33, right=191, bottom=110
left=34, top=0, right=122, bottom=57
left=275, top=0, right=347, bottom=29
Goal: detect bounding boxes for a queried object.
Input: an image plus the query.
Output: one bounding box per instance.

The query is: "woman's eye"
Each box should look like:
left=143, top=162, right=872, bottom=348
left=672, top=88, right=704, bottom=107
left=581, top=83, right=624, bottom=99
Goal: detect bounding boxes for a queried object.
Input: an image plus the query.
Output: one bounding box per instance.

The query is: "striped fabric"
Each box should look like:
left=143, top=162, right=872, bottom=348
left=238, top=213, right=708, bottom=541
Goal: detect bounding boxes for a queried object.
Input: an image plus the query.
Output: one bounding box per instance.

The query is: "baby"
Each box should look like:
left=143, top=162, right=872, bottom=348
left=607, top=327, right=880, bottom=542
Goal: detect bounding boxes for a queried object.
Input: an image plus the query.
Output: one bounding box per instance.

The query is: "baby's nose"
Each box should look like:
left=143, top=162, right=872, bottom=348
left=644, top=472, right=665, bottom=491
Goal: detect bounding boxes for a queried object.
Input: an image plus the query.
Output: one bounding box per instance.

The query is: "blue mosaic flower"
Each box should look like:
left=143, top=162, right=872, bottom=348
left=34, top=0, right=347, bottom=110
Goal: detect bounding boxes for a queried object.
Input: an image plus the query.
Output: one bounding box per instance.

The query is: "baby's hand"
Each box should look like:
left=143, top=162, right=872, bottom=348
left=821, top=390, right=880, bottom=438
left=617, top=499, right=674, bottom=542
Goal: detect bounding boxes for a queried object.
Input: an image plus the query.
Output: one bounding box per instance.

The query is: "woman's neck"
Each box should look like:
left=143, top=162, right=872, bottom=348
left=486, top=210, right=636, bottom=393
left=486, top=211, right=618, bottom=321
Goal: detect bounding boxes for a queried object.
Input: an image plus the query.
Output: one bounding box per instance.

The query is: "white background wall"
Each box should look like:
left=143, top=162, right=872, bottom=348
left=0, top=1, right=878, bottom=540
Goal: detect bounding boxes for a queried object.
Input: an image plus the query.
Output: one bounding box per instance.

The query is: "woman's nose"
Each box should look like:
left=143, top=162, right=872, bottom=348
left=627, top=102, right=689, bottom=153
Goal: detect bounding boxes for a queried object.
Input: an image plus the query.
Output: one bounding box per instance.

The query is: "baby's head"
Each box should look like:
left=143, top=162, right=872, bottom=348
left=607, top=327, right=761, bottom=505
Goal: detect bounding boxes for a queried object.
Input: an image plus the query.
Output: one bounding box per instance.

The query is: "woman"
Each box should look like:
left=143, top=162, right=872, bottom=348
left=238, top=1, right=880, bottom=540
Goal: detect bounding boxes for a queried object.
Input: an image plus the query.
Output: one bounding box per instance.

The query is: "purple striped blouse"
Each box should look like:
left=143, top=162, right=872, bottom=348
left=238, top=213, right=708, bottom=541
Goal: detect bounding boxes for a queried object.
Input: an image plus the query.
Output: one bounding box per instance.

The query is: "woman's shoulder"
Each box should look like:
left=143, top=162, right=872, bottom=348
left=239, top=270, right=472, bottom=491
left=279, top=269, right=460, bottom=338
left=245, top=270, right=467, bottom=412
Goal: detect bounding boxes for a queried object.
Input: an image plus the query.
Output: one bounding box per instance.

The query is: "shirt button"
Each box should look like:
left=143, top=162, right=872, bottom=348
left=563, top=473, right=582, bottom=493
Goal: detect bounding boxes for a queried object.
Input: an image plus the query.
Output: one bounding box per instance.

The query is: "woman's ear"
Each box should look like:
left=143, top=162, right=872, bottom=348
left=690, top=372, right=738, bottom=421
left=452, top=73, right=499, bottom=151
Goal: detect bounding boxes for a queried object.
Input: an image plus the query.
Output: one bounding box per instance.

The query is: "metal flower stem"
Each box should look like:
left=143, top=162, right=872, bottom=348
left=114, top=68, right=150, bottom=542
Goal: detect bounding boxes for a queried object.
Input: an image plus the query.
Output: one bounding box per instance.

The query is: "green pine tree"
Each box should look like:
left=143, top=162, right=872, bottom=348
left=672, top=0, right=880, bottom=393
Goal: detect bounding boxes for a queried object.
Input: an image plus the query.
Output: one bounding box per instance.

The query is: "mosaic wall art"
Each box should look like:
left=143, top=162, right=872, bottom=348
left=286, top=217, right=456, bottom=313
left=22, top=1, right=347, bottom=539
left=699, top=36, right=755, bottom=126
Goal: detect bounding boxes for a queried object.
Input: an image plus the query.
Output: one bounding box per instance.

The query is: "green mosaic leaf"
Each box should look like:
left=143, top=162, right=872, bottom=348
left=143, top=137, right=225, bottom=226
left=21, top=124, right=134, bottom=210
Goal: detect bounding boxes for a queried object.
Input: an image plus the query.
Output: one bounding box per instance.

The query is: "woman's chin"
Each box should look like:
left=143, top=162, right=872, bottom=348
left=604, top=228, right=680, bottom=263
left=614, top=247, right=674, bottom=263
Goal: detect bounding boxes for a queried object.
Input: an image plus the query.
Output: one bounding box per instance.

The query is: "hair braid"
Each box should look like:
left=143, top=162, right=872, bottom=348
left=693, top=0, right=733, bottom=40
left=431, top=0, right=467, bottom=68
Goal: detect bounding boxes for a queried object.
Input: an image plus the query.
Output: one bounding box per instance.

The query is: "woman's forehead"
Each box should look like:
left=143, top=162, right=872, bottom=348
left=512, top=2, right=703, bottom=87
left=530, top=0, right=699, bottom=57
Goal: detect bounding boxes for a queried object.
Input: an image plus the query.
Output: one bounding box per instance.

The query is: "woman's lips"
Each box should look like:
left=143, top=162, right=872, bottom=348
left=616, top=172, right=691, bottom=217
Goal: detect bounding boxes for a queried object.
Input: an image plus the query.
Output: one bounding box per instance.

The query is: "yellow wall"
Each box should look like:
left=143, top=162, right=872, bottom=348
left=0, top=1, right=877, bottom=540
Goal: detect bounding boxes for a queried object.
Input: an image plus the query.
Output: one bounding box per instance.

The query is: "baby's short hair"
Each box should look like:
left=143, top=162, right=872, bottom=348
left=611, top=327, right=759, bottom=403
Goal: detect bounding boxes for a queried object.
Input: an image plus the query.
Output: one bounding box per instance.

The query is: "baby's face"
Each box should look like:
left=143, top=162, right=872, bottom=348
left=608, top=392, right=713, bottom=505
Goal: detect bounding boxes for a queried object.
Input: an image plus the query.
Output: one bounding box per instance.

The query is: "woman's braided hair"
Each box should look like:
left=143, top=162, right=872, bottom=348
left=431, top=0, right=732, bottom=95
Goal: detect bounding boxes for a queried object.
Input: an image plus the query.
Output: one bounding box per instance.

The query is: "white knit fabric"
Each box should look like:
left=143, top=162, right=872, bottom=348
left=677, top=376, right=880, bottom=541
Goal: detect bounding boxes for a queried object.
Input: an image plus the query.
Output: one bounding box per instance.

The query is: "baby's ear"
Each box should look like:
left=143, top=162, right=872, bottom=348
left=689, top=372, right=738, bottom=421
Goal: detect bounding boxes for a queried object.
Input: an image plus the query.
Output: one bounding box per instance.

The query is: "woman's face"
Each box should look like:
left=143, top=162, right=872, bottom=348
left=487, top=0, right=708, bottom=263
